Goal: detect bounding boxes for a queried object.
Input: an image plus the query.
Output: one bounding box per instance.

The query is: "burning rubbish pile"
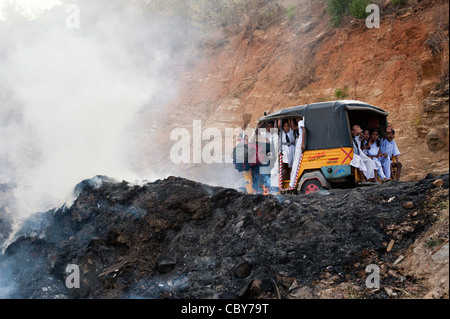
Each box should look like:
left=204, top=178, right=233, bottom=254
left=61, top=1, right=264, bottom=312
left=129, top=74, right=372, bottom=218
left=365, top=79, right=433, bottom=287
left=0, top=174, right=448, bottom=299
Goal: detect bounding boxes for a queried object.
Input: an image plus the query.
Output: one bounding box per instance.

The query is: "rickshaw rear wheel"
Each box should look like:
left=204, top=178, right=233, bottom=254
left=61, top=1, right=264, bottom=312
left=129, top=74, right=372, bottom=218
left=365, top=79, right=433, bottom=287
left=301, top=179, right=323, bottom=194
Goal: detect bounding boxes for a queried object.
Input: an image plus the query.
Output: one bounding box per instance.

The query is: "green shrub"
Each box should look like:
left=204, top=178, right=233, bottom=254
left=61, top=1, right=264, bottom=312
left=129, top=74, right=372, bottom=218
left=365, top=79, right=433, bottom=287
left=286, top=4, right=296, bottom=21
left=327, top=0, right=351, bottom=25
left=335, top=87, right=349, bottom=99
left=349, top=0, right=370, bottom=19
left=426, top=238, right=443, bottom=250
left=392, top=0, right=407, bottom=5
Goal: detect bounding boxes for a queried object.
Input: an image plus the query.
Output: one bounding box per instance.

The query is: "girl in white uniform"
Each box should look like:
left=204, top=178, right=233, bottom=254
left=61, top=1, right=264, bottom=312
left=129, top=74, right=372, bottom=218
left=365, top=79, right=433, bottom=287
left=281, top=121, right=295, bottom=181
left=360, top=129, right=371, bottom=155
left=350, top=124, right=376, bottom=182
left=281, top=121, right=295, bottom=167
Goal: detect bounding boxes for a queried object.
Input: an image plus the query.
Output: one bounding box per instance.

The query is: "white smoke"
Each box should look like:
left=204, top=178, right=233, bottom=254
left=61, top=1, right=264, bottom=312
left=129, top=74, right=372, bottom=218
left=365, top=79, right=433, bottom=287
left=0, top=0, right=188, bottom=221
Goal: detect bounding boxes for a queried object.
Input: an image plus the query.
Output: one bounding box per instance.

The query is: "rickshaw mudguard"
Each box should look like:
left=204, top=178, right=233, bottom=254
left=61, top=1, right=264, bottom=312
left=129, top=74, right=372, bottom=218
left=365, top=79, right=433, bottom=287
left=298, top=171, right=331, bottom=190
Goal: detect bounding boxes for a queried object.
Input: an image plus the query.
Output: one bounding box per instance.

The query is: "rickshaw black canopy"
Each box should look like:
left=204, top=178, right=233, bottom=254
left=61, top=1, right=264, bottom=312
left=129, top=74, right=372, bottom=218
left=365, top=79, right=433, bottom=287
left=258, top=100, right=388, bottom=151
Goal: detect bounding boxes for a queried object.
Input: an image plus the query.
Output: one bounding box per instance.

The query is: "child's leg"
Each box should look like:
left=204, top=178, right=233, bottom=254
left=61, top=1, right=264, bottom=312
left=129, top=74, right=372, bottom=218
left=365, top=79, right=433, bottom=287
left=380, top=157, right=391, bottom=179
left=282, top=163, right=290, bottom=180
left=359, top=169, right=367, bottom=183
left=373, top=158, right=387, bottom=181
left=395, top=162, right=402, bottom=181
left=374, top=170, right=380, bottom=183
left=378, top=166, right=387, bottom=180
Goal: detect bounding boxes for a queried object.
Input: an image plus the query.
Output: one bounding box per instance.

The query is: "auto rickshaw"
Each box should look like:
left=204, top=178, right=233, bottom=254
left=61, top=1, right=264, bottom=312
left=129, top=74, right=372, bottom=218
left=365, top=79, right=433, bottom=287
left=232, top=100, right=390, bottom=194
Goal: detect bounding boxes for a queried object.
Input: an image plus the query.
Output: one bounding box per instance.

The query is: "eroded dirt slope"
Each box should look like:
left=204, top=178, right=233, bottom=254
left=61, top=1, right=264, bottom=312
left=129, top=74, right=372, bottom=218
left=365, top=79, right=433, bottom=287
left=137, top=0, right=449, bottom=184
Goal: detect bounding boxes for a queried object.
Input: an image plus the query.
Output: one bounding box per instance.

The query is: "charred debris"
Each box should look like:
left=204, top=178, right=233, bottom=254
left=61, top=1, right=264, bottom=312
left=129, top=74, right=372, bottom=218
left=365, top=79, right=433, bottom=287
left=0, top=174, right=448, bottom=299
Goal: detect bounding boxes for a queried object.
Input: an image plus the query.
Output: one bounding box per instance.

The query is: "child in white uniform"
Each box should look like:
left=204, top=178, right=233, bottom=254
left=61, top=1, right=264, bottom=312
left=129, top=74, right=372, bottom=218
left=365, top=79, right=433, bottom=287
left=366, top=129, right=388, bottom=182
left=360, top=129, right=371, bottom=155
left=281, top=121, right=295, bottom=180
left=289, top=117, right=306, bottom=188
left=380, top=127, right=402, bottom=180
left=350, top=125, right=376, bottom=182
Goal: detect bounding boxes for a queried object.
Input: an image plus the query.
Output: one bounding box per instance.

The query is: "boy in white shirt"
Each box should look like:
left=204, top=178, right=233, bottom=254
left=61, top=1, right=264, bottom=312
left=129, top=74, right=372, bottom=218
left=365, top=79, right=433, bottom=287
left=380, top=127, right=402, bottom=180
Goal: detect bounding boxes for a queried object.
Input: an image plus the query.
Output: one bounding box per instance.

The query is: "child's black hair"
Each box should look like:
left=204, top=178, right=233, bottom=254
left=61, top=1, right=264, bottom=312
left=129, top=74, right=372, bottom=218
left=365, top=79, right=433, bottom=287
left=266, top=121, right=274, bottom=128
left=361, top=129, right=369, bottom=148
left=370, top=128, right=381, bottom=147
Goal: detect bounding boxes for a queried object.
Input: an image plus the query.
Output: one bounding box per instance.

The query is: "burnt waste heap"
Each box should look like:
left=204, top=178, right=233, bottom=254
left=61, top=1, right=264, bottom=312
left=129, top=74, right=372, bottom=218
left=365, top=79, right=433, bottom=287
left=0, top=173, right=448, bottom=299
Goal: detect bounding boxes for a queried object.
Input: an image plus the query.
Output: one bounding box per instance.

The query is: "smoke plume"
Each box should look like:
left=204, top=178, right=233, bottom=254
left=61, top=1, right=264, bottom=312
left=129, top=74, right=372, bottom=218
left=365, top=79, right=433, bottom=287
left=0, top=0, right=192, bottom=223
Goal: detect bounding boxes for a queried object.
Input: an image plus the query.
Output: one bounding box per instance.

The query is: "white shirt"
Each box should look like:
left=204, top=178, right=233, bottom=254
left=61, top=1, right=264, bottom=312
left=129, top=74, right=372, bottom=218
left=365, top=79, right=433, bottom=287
left=281, top=129, right=295, bottom=166
left=381, top=139, right=401, bottom=158
left=281, top=129, right=295, bottom=146
left=352, top=135, right=362, bottom=155
left=366, top=142, right=381, bottom=157
left=260, top=130, right=279, bottom=153
left=294, top=120, right=304, bottom=142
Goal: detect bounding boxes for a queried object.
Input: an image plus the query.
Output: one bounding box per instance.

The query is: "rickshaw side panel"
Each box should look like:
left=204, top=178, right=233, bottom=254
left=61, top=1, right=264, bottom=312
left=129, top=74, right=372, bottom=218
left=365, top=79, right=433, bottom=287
left=296, top=147, right=354, bottom=182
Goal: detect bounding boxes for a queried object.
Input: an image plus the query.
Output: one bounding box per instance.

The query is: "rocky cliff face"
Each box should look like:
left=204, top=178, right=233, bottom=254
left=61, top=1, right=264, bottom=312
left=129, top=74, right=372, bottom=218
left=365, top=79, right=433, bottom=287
left=135, top=0, right=448, bottom=185
left=419, top=73, right=449, bottom=171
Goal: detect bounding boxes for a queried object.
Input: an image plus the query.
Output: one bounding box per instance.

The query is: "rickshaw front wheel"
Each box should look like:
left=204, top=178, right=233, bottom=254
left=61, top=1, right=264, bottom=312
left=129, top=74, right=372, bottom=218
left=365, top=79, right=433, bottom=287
left=301, top=179, right=323, bottom=195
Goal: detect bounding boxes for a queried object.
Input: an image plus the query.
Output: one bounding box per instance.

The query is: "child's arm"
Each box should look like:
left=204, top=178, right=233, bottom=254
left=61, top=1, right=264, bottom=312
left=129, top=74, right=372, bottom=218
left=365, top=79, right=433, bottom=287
left=380, top=139, right=389, bottom=158
left=361, top=142, right=370, bottom=151
left=362, top=139, right=373, bottom=152
left=289, top=118, right=295, bottom=130
left=393, top=141, right=401, bottom=160
left=357, top=127, right=363, bottom=139
left=301, top=127, right=306, bottom=152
